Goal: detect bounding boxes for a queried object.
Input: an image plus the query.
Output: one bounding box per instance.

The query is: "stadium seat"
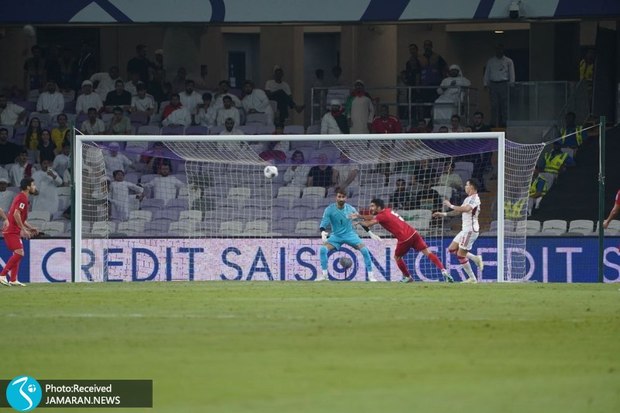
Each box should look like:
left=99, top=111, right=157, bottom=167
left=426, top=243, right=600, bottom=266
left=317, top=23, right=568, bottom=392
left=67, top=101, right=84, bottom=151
left=568, top=220, right=595, bottom=235
left=295, top=220, right=320, bottom=235
left=129, top=210, right=152, bottom=222
left=284, top=125, right=305, bottom=135
left=145, top=220, right=169, bottom=233
left=29, top=210, right=51, bottom=222
left=179, top=210, right=202, bottom=222
left=227, top=187, right=251, bottom=199
left=162, top=125, right=185, bottom=135
left=239, top=125, right=257, bottom=135
left=152, top=210, right=180, bottom=221
left=208, top=125, right=224, bottom=135
left=41, top=221, right=65, bottom=236
left=167, top=198, right=190, bottom=210
left=255, top=125, right=275, bottom=135
left=306, top=124, right=320, bottom=134
left=91, top=221, right=116, bottom=235
left=184, top=125, right=209, bottom=135
left=245, top=220, right=270, bottom=234
left=169, top=221, right=195, bottom=234
left=129, top=111, right=149, bottom=126
left=138, top=125, right=161, bottom=135
left=398, top=209, right=431, bottom=231
left=245, top=113, right=266, bottom=125
left=526, top=220, right=541, bottom=235
left=220, top=220, right=244, bottom=235
left=117, top=221, right=146, bottom=235
left=595, top=220, right=620, bottom=235
left=431, top=185, right=453, bottom=201
left=541, top=219, right=567, bottom=235
left=302, top=186, right=326, bottom=198
left=277, top=186, right=302, bottom=199
left=141, top=198, right=165, bottom=211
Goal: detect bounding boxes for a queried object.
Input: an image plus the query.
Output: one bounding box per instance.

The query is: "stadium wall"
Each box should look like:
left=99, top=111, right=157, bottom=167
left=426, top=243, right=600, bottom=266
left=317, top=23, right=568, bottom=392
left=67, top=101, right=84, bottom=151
left=2, top=238, right=618, bottom=283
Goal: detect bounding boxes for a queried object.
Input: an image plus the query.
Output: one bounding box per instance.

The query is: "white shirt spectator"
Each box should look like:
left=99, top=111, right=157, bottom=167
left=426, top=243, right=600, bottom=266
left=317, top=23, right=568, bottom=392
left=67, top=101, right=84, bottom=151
left=162, top=107, right=191, bottom=127
left=75, top=92, right=103, bottom=114
left=110, top=180, right=143, bottom=221
left=80, top=119, right=106, bottom=135
left=321, top=112, right=342, bottom=134
left=195, top=106, right=217, bottom=127
left=91, top=72, right=120, bottom=100
left=8, top=162, right=32, bottom=187
left=104, top=152, right=134, bottom=174
left=31, top=167, right=63, bottom=214
left=216, top=107, right=241, bottom=127
left=242, top=89, right=274, bottom=125
left=265, top=79, right=292, bottom=95
left=124, top=81, right=139, bottom=96
left=213, top=93, right=241, bottom=110
left=52, top=153, right=70, bottom=179
left=36, top=91, right=65, bottom=119
left=0, top=187, right=12, bottom=212
left=349, top=95, right=374, bottom=134
left=483, top=56, right=516, bottom=85
left=0, top=166, right=8, bottom=181
left=179, top=91, right=203, bottom=115
left=0, top=102, right=25, bottom=126
left=283, top=165, right=310, bottom=187
left=131, top=94, right=156, bottom=112
left=143, top=175, right=185, bottom=202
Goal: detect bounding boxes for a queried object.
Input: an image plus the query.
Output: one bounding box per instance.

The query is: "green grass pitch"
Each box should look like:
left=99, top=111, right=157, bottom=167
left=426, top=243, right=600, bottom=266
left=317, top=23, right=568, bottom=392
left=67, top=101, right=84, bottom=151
left=3, top=282, right=619, bottom=413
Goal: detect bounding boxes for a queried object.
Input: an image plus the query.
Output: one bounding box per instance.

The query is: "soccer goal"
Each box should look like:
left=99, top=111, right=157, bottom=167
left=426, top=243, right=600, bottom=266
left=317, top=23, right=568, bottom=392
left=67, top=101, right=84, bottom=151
left=73, top=131, right=544, bottom=282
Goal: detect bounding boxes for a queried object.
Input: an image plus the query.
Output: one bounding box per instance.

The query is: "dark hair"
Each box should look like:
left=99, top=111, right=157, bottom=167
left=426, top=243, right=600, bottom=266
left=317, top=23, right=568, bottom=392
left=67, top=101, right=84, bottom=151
left=335, top=187, right=347, bottom=197
left=473, top=111, right=484, bottom=118
left=87, top=107, right=98, bottom=113
left=185, top=79, right=195, bottom=85
left=171, top=93, right=180, bottom=99
left=244, top=80, right=254, bottom=87
left=291, top=150, right=305, bottom=161
left=202, top=92, right=212, bottom=100
left=451, top=114, right=461, bottom=121
left=113, top=170, right=124, bottom=178
left=136, top=82, right=147, bottom=91
left=219, top=80, right=230, bottom=87
left=466, top=178, right=480, bottom=191
left=371, top=198, right=385, bottom=209
left=115, top=79, right=124, bottom=87
left=20, top=177, right=34, bottom=190
left=57, top=113, right=67, bottom=121
left=0, top=127, right=8, bottom=134
left=222, top=95, right=232, bottom=101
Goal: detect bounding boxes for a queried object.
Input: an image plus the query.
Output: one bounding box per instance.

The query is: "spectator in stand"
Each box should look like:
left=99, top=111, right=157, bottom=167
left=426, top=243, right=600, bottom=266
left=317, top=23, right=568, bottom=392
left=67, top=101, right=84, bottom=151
left=124, top=72, right=141, bottom=97
left=433, top=64, right=470, bottom=124
left=0, top=178, right=12, bottom=212
left=8, top=150, right=34, bottom=187
left=51, top=114, right=70, bottom=153
left=161, top=94, right=191, bottom=127
left=265, top=66, right=304, bottom=125
left=539, top=141, right=574, bottom=189
left=107, top=106, right=132, bottom=135
left=436, top=162, right=463, bottom=191
left=0, top=95, right=27, bottom=127
left=36, top=81, right=64, bottom=120
left=52, top=142, right=71, bottom=180
left=419, top=40, right=448, bottom=118
left=410, top=119, right=430, bottom=133
left=242, top=80, right=274, bottom=126
left=31, top=159, right=63, bottom=214
left=259, top=141, right=287, bottom=164
left=91, top=66, right=121, bottom=101
left=126, top=44, right=154, bottom=84
left=195, top=92, right=217, bottom=127
left=144, top=141, right=173, bottom=175
left=75, top=80, right=103, bottom=114
left=483, top=44, right=515, bottom=128
left=24, top=45, right=46, bottom=94
left=449, top=114, right=466, bottom=132
left=179, top=79, right=203, bottom=116
left=307, top=153, right=336, bottom=191
left=80, top=107, right=106, bottom=135
left=153, top=49, right=166, bottom=78
left=321, top=99, right=349, bottom=134
left=216, top=95, right=241, bottom=127
left=404, top=43, right=422, bottom=88
left=37, top=129, right=56, bottom=164
left=390, top=178, right=414, bottom=210
left=560, top=111, right=587, bottom=161
left=0, top=128, right=21, bottom=166
left=527, top=167, right=548, bottom=216
left=104, top=80, right=132, bottom=113
left=437, top=125, right=449, bottom=133
left=148, top=68, right=169, bottom=105
left=371, top=105, right=402, bottom=134
left=110, top=169, right=144, bottom=221
left=141, top=163, right=185, bottom=202
left=469, top=111, right=491, bottom=133
left=130, top=82, right=156, bottom=118
left=219, top=117, right=244, bottom=136
left=170, top=67, right=188, bottom=95
left=25, top=117, right=43, bottom=153
left=334, top=150, right=359, bottom=196
left=283, top=150, right=310, bottom=187
left=104, top=142, right=134, bottom=174
left=346, top=80, right=374, bottom=134
left=213, top=80, right=241, bottom=110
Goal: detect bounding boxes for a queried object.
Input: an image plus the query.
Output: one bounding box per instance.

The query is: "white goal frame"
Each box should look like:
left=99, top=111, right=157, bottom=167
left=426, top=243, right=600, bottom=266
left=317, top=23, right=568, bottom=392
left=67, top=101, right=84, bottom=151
left=73, top=131, right=506, bottom=282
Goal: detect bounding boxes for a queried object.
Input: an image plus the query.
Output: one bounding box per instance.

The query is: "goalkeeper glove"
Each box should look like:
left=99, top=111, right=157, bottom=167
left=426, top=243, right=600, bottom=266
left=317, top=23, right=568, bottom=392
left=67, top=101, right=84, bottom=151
left=368, top=231, right=381, bottom=241
left=321, top=231, right=329, bottom=242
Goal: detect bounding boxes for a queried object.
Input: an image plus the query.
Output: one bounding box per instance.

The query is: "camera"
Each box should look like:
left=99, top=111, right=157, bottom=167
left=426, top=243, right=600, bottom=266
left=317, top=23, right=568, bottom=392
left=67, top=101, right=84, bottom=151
left=509, top=1, right=520, bottom=19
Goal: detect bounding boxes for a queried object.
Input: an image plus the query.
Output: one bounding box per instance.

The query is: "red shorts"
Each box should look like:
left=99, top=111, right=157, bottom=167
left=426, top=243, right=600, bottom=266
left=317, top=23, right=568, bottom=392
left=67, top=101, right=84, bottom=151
left=395, top=232, right=428, bottom=258
left=3, top=233, right=23, bottom=251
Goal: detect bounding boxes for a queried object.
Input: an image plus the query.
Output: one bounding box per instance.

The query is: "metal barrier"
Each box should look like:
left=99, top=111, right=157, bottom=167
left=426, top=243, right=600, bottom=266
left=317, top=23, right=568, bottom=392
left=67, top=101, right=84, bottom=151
left=310, top=85, right=478, bottom=128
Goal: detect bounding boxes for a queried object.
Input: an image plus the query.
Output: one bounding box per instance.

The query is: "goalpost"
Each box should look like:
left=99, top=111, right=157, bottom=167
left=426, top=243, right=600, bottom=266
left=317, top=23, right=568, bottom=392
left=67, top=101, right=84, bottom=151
left=73, top=131, right=544, bottom=283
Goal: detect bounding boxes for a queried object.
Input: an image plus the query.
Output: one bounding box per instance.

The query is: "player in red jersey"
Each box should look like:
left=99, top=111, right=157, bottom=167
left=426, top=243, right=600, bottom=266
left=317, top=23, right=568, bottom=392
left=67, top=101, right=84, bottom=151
left=603, top=189, right=620, bottom=251
left=351, top=198, right=453, bottom=283
left=0, top=177, right=38, bottom=287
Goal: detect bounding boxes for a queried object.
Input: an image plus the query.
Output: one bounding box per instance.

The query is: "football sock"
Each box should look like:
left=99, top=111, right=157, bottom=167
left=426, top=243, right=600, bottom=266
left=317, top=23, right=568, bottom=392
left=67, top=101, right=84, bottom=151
left=428, top=253, right=445, bottom=270
left=319, top=246, right=328, bottom=270
left=1, top=254, right=20, bottom=278
left=395, top=257, right=410, bottom=277
left=458, top=256, right=475, bottom=279
left=466, top=252, right=480, bottom=266
left=360, top=247, right=372, bottom=272
left=9, top=255, right=22, bottom=282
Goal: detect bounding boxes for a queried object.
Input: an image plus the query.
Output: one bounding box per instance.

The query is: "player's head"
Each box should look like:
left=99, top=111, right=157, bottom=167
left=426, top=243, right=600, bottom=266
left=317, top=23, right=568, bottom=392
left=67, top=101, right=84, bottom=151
left=21, top=177, right=36, bottom=193
left=465, top=178, right=479, bottom=195
left=369, top=198, right=385, bottom=215
left=335, top=187, right=347, bottom=207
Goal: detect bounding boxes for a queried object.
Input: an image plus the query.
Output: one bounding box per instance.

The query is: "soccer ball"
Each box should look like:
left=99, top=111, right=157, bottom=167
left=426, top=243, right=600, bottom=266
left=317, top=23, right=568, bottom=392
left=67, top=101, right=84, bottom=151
left=339, top=257, right=353, bottom=269
left=264, top=165, right=278, bottom=179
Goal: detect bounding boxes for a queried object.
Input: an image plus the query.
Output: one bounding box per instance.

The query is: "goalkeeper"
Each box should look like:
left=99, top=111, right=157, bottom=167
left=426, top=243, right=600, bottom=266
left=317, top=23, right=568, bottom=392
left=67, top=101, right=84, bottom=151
left=351, top=198, right=453, bottom=283
left=318, top=188, right=377, bottom=282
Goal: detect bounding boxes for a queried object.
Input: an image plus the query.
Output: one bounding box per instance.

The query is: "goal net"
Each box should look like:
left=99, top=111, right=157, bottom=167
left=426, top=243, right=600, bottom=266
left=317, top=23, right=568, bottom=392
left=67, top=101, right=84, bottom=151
left=74, top=132, right=544, bottom=282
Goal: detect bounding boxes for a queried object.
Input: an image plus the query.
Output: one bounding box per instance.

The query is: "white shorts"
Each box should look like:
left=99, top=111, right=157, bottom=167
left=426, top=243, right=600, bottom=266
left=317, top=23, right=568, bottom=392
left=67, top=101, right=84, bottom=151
left=452, top=230, right=479, bottom=251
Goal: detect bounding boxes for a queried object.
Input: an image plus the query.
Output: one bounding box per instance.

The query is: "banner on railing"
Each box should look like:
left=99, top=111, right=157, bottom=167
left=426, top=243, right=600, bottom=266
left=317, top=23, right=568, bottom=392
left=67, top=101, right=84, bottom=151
left=17, top=237, right=620, bottom=283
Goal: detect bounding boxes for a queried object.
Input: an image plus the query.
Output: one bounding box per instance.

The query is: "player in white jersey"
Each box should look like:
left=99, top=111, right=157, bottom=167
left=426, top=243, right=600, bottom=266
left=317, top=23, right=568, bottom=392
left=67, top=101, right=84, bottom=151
left=433, top=178, right=484, bottom=283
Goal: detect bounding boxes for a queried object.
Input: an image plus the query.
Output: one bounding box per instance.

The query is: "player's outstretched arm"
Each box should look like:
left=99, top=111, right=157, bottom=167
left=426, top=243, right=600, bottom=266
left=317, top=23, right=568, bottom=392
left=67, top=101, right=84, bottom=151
left=443, top=199, right=472, bottom=214
left=603, top=204, right=620, bottom=228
